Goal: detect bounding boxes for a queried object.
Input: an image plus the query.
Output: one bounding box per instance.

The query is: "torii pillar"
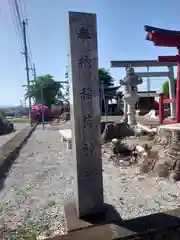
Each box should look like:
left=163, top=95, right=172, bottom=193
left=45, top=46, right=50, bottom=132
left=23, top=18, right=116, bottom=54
left=145, top=25, right=180, bottom=123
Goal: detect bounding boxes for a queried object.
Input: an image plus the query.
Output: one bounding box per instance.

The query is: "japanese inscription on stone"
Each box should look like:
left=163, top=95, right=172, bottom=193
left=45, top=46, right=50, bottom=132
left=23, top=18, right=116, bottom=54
left=77, top=27, right=91, bottom=41
left=80, top=87, right=92, bottom=101
left=84, top=171, right=96, bottom=178
left=76, top=25, right=93, bottom=135
left=83, top=113, right=93, bottom=128
left=69, top=12, right=103, bottom=217
left=82, top=142, right=95, bottom=156
left=75, top=18, right=97, bottom=159
left=78, top=56, right=91, bottom=68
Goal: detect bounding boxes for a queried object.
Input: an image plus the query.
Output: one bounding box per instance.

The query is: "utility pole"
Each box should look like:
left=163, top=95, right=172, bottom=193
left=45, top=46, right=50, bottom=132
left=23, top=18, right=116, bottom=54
left=33, top=64, right=45, bottom=129
left=147, top=66, right=151, bottom=91
left=32, top=63, right=36, bottom=81
left=40, top=83, right=45, bottom=130
left=32, top=63, right=45, bottom=129
left=22, top=20, right=32, bottom=126
left=100, top=81, right=108, bottom=121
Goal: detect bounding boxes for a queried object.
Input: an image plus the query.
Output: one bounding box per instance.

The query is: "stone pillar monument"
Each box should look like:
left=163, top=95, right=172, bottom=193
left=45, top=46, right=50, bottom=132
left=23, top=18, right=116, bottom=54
left=121, top=67, right=142, bottom=126
left=68, top=11, right=104, bottom=218
left=123, top=100, right=128, bottom=121
left=168, top=65, right=176, bottom=119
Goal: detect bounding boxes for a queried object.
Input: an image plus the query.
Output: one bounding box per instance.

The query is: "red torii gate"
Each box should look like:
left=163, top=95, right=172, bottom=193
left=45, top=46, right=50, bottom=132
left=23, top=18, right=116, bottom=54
left=145, top=25, right=180, bottom=123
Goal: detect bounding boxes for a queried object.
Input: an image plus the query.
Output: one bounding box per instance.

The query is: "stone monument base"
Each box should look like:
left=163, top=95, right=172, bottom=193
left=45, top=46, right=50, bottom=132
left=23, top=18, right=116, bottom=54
left=64, top=201, right=122, bottom=233
left=136, top=109, right=151, bottom=116
left=58, top=203, right=180, bottom=240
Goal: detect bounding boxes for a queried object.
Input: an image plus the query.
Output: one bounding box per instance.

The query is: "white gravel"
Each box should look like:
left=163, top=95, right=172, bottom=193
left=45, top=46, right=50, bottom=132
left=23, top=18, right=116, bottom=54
left=1, top=124, right=180, bottom=238
left=103, top=144, right=180, bottom=219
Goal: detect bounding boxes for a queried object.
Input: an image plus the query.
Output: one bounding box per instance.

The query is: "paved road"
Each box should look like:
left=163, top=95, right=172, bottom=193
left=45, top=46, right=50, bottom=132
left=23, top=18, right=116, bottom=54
left=0, top=123, right=29, bottom=147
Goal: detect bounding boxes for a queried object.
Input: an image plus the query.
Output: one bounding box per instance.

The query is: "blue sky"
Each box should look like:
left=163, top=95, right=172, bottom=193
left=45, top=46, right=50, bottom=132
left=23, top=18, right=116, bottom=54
left=0, top=0, right=179, bottom=106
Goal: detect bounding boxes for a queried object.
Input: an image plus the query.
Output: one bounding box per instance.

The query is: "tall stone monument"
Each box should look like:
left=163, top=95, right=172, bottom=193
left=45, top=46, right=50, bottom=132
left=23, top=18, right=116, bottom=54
left=68, top=11, right=104, bottom=218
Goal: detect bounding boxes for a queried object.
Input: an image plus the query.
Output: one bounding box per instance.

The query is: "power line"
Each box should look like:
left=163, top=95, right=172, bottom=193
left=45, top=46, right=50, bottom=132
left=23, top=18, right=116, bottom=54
left=9, top=0, right=34, bottom=73
left=14, top=0, right=23, bottom=34
left=17, top=0, right=24, bottom=19
left=19, top=0, right=34, bottom=70
left=23, top=20, right=32, bottom=125
left=8, top=0, right=35, bottom=126
left=21, top=0, right=27, bottom=18
left=27, top=31, right=33, bottom=62
left=8, top=0, right=24, bottom=60
left=18, top=0, right=34, bottom=69
left=15, top=0, right=33, bottom=68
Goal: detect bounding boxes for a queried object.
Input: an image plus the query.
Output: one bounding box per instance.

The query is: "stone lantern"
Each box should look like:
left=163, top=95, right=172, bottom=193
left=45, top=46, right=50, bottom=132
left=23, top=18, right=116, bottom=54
left=120, top=66, right=143, bottom=126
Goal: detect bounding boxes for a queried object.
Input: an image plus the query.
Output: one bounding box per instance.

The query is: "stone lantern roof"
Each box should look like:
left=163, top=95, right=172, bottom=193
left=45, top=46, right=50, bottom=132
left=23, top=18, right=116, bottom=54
left=121, top=66, right=143, bottom=86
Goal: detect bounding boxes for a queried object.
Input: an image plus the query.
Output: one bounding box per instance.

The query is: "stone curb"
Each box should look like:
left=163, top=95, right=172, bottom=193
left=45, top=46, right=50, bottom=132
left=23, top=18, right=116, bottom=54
left=0, top=124, right=37, bottom=179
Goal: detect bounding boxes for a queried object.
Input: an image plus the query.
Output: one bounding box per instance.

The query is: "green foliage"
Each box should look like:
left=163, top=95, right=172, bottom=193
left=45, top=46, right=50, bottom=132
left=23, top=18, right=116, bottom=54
left=24, top=69, right=114, bottom=108
left=99, top=68, right=114, bottom=86
left=63, top=85, right=70, bottom=102
left=25, top=74, right=63, bottom=109
left=162, top=79, right=176, bottom=98
left=116, top=91, right=123, bottom=99
left=1, top=220, right=38, bottom=240
left=0, top=110, right=10, bottom=125
left=10, top=118, right=30, bottom=124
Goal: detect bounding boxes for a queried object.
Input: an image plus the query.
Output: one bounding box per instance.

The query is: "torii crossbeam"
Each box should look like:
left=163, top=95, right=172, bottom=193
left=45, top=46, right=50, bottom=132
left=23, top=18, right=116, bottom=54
left=111, top=60, right=176, bottom=119
left=145, top=25, right=180, bottom=123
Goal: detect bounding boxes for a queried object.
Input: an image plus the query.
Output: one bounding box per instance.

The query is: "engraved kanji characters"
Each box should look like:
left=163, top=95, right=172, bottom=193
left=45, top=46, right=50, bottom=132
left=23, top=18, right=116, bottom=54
left=78, top=56, right=91, bottom=68
left=83, top=113, right=93, bottom=128
left=77, top=27, right=91, bottom=41
left=80, top=87, right=92, bottom=101
left=82, top=143, right=95, bottom=157
left=84, top=171, right=95, bottom=178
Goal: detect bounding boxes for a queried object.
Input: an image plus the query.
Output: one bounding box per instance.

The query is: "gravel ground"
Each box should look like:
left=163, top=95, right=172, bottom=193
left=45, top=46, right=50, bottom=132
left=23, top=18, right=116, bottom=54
left=0, top=123, right=29, bottom=147
left=1, top=123, right=180, bottom=238
left=103, top=143, right=180, bottom=218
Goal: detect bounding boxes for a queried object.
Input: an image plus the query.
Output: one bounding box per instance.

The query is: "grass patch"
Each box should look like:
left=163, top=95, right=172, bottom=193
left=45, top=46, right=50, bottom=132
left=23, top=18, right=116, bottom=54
left=0, top=203, right=4, bottom=214
left=10, top=119, right=30, bottom=124
left=1, top=220, right=41, bottom=240
left=46, top=200, right=56, bottom=208
left=6, top=226, right=38, bottom=240
left=1, top=223, right=38, bottom=240
left=4, top=216, right=53, bottom=239
left=0, top=199, right=58, bottom=239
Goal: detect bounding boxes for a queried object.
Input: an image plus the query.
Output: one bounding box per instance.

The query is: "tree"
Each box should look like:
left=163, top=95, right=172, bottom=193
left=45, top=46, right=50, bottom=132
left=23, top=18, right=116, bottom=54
left=116, top=90, right=123, bottom=99
left=24, top=69, right=114, bottom=109
left=63, top=85, right=70, bottom=102
left=99, top=68, right=114, bottom=86
left=25, top=74, right=63, bottom=109
left=162, top=79, right=176, bottom=98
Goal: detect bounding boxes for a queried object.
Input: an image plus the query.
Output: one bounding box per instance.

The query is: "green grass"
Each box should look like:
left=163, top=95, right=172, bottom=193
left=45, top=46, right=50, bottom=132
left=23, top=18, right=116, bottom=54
left=0, top=199, right=57, bottom=239
left=46, top=200, right=56, bottom=208
left=1, top=222, right=38, bottom=240
left=6, top=227, right=38, bottom=240
left=10, top=118, right=30, bottom=124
